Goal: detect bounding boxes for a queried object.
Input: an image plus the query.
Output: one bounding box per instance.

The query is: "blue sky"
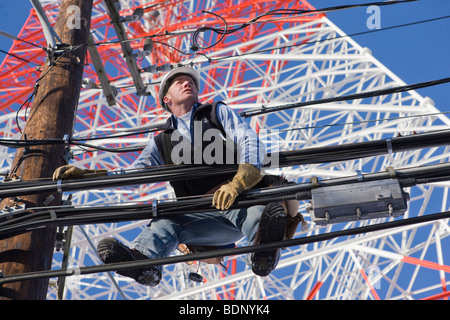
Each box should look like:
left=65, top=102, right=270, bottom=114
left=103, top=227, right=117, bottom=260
left=0, top=0, right=448, bottom=110
left=308, top=0, right=450, bottom=111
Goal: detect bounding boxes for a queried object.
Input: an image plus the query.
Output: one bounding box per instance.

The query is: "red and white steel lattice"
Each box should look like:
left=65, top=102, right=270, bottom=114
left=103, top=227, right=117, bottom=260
left=0, top=0, right=449, bottom=300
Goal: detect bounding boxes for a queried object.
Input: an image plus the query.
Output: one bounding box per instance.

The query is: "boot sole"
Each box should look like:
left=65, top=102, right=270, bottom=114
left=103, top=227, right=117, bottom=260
left=252, top=202, right=287, bottom=276
left=97, top=237, right=161, bottom=286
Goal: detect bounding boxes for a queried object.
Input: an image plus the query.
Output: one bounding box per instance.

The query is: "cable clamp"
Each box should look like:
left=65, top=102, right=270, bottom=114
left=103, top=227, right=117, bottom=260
left=310, top=176, right=319, bottom=188
left=49, top=209, right=57, bottom=222
left=152, top=200, right=158, bottom=217
left=43, top=195, right=55, bottom=206
left=386, top=138, right=393, bottom=154
left=0, top=203, right=26, bottom=218
left=57, top=179, right=63, bottom=193
left=62, top=134, right=73, bottom=164
left=356, top=170, right=364, bottom=181
left=63, top=134, right=70, bottom=146
left=2, top=174, right=21, bottom=183
left=386, top=166, right=397, bottom=179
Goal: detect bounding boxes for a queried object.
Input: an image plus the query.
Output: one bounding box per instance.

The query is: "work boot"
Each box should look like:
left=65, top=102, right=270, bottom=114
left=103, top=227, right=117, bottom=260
left=97, top=237, right=161, bottom=286
left=251, top=202, right=287, bottom=277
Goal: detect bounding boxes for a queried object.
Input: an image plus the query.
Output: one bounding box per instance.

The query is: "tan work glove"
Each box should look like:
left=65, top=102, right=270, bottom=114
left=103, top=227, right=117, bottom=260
left=212, top=163, right=262, bottom=210
left=52, top=165, right=108, bottom=180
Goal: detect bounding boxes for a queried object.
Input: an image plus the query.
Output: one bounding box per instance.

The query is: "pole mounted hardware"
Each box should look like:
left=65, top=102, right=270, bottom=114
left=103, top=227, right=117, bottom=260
left=104, top=0, right=150, bottom=96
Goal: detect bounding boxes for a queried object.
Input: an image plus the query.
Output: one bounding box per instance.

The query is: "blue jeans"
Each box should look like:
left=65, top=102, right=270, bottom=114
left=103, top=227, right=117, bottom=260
left=130, top=205, right=265, bottom=267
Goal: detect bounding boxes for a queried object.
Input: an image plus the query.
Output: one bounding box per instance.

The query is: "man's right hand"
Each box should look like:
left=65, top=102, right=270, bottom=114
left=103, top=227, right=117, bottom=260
left=52, top=165, right=107, bottom=180
left=212, top=163, right=262, bottom=210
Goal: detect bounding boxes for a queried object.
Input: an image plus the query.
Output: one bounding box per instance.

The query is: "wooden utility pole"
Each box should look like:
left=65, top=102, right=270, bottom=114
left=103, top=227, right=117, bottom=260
left=0, top=0, right=93, bottom=300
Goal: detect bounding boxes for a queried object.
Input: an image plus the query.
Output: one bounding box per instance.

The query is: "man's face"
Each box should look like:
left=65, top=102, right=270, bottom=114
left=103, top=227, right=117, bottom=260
left=163, top=74, right=199, bottom=109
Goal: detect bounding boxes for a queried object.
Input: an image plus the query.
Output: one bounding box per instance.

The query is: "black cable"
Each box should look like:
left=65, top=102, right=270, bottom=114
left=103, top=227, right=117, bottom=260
left=72, top=127, right=163, bottom=141
left=73, top=141, right=144, bottom=153
left=0, top=181, right=301, bottom=240
left=0, top=49, right=40, bottom=66
left=240, top=77, right=450, bottom=118
left=1, top=207, right=448, bottom=286
left=0, top=129, right=158, bottom=151
left=205, top=15, right=450, bottom=66
left=0, top=29, right=47, bottom=51
left=146, top=14, right=450, bottom=77
left=2, top=159, right=450, bottom=241
left=190, top=0, right=418, bottom=50
left=87, top=0, right=421, bottom=49
left=191, top=10, right=228, bottom=51
left=2, top=75, right=449, bottom=151
left=1, top=128, right=450, bottom=198
left=1, top=4, right=444, bottom=142
left=15, top=89, right=37, bottom=135
left=281, top=110, right=450, bottom=134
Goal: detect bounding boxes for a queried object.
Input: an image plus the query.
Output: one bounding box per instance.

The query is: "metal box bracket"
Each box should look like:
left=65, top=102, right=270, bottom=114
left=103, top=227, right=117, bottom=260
left=308, top=179, right=409, bottom=225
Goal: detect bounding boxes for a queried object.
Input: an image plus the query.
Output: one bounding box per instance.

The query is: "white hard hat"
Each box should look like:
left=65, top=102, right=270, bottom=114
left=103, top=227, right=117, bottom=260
left=158, top=67, right=200, bottom=111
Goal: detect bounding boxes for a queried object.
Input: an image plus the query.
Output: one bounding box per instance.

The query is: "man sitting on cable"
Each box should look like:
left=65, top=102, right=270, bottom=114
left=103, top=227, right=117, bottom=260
left=53, top=67, right=300, bottom=286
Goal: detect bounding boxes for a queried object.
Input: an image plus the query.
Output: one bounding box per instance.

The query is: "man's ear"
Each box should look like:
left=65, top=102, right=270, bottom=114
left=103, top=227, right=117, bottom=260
left=163, top=95, right=171, bottom=104
left=163, top=95, right=172, bottom=112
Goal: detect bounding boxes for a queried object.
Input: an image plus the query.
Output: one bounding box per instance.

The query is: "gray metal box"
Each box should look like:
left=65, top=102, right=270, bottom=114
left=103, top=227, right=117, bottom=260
left=308, top=179, right=409, bottom=225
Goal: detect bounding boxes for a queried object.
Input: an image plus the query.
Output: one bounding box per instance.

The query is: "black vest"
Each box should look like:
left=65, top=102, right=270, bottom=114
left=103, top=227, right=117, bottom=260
left=154, top=102, right=237, bottom=197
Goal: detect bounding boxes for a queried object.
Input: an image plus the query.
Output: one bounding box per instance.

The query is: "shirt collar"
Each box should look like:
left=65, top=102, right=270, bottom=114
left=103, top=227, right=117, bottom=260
left=169, top=102, right=201, bottom=129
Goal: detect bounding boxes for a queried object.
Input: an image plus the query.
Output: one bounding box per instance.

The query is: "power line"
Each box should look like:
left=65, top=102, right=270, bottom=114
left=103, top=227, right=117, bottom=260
left=66, top=109, right=450, bottom=144
left=73, top=0, right=429, bottom=63
left=1, top=207, right=448, bottom=286
left=107, top=14, right=450, bottom=98
left=3, top=75, right=449, bottom=152
left=1, top=128, right=450, bottom=199
left=0, top=29, right=47, bottom=52
left=0, top=2, right=443, bottom=81
left=197, top=15, right=450, bottom=65
left=89, top=0, right=418, bottom=48
left=190, top=0, right=419, bottom=51
left=0, top=49, right=39, bottom=66
left=2, top=139, right=450, bottom=282
left=279, top=110, right=450, bottom=134
left=239, top=77, right=450, bottom=118
left=2, top=4, right=447, bottom=120
left=2, top=159, right=450, bottom=241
